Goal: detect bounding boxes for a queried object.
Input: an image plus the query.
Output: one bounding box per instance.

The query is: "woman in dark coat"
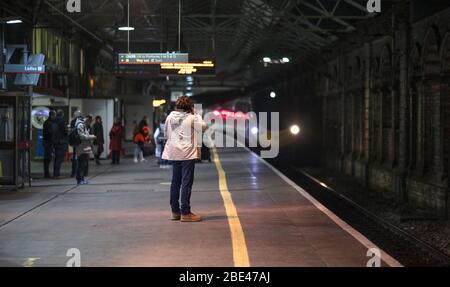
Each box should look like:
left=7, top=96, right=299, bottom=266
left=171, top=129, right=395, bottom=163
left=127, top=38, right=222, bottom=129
left=109, top=118, right=124, bottom=164
left=92, top=116, right=105, bottom=165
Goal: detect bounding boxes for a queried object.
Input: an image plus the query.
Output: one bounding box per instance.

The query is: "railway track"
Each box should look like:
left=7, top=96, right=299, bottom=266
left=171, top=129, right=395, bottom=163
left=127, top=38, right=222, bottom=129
left=281, top=166, right=450, bottom=267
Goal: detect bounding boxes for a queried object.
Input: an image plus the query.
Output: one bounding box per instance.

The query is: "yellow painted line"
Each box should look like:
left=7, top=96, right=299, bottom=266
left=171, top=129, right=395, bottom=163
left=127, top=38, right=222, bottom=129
left=212, top=146, right=250, bottom=267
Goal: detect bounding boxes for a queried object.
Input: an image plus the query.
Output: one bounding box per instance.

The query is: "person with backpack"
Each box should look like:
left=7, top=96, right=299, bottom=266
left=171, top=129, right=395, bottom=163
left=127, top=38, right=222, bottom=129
left=43, top=110, right=56, bottom=179
left=52, top=110, right=68, bottom=178
left=74, top=114, right=96, bottom=185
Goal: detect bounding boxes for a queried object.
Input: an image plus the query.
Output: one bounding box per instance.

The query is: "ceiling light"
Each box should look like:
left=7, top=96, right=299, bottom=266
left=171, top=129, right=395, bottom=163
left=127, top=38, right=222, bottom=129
left=270, top=91, right=276, bottom=98
left=6, top=19, right=22, bottom=24
left=118, top=26, right=134, bottom=31
left=282, top=57, right=290, bottom=63
left=263, top=57, right=271, bottom=63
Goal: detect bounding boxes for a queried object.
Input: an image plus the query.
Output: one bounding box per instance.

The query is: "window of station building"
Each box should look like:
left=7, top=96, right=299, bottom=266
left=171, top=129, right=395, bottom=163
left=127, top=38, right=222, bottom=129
left=33, top=28, right=75, bottom=72
left=0, top=105, right=14, bottom=142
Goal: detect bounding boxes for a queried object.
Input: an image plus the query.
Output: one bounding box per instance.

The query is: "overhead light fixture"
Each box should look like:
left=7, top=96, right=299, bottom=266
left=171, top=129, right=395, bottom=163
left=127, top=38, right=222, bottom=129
left=153, top=99, right=166, bottom=107
left=263, top=57, right=271, bottom=63
left=186, top=92, right=193, bottom=97
left=6, top=19, right=22, bottom=24
left=186, top=76, right=194, bottom=82
left=186, top=86, right=192, bottom=91
left=281, top=57, right=290, bottom=63
left=118, top=26, right=134, bottom=31
left=270, top=91, right=276, bottom=98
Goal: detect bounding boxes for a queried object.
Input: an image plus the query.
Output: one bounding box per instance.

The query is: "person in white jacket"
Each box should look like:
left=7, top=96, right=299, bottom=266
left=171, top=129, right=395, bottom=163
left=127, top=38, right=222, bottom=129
left=162, top=96, right=207, bottom=222
left=75, top=115, right=96, bottom=185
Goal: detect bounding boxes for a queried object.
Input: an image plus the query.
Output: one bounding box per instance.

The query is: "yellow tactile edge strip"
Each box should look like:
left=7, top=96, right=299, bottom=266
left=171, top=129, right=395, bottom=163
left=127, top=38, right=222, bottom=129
left=212, top=146, right=250, bottom=267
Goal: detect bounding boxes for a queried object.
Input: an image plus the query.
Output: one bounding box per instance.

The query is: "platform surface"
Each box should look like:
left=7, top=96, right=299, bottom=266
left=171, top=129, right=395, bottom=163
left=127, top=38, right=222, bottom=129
left=0, top=148, right=397, bottom=267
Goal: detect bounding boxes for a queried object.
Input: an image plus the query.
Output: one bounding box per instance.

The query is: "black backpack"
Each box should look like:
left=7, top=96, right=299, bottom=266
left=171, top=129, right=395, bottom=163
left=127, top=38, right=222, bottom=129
left=68, top=123, right=81, bottom=146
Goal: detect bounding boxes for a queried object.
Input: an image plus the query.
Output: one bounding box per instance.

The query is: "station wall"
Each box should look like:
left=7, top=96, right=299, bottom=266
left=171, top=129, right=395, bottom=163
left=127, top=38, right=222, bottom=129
left=311, top=5, right=450, bottom=217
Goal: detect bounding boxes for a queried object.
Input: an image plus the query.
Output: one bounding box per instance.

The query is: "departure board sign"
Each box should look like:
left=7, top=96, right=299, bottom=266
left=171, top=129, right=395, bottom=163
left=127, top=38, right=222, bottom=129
left=160, top=60, right=215, bottom=76
left=118, top=53, right=189, bottom=65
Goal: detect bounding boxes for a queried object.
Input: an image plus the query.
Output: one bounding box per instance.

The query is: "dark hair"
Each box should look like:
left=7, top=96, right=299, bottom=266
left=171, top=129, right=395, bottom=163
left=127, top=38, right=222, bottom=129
left=57, top=110, right=64, bottom=117
left=49, top=110, right=56, bottom=118
left=95, top=116, right=102, bottom=121
left=175, top=96, right=193, bottom=113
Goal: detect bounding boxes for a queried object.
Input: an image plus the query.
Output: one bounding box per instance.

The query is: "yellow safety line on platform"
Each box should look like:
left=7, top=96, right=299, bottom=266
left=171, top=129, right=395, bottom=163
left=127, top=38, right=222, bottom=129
left=212, top=146, right=250, bottom=267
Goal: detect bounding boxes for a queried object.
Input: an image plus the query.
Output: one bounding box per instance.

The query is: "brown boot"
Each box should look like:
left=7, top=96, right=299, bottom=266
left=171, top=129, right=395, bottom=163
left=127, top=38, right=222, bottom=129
left=181, top=213, right=202, bottom=222
left=171, top=213, right=181, bottom=221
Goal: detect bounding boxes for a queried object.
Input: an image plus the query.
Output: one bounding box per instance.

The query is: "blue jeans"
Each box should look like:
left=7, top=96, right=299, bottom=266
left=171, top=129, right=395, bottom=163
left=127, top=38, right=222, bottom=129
left=134, top=144, right=143, bottom=160
left=53, top=144, right=67, bottom=177
left=170, top=160, right=195, bottom=215
left=76, top=153, right=89, bottom=183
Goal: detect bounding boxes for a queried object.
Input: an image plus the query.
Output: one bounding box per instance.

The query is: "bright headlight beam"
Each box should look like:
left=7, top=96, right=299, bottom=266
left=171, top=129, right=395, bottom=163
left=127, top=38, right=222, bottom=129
left=290, top=125, right=300, bottom=135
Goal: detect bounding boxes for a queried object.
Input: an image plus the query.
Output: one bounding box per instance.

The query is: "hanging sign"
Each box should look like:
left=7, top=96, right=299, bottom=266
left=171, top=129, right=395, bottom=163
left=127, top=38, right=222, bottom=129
left=118, top=53, right=189, bottom=65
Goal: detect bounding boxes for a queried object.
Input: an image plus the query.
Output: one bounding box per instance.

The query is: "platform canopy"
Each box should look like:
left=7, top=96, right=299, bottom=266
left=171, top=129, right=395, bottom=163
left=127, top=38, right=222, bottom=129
left=0, top=0, right=381, bottom=91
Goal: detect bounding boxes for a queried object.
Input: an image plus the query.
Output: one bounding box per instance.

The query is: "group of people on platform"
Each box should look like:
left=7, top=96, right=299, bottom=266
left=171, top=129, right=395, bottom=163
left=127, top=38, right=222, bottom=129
left=42, top=96, right=211, bottom=221
left=42, top=110, right=125, bottom=185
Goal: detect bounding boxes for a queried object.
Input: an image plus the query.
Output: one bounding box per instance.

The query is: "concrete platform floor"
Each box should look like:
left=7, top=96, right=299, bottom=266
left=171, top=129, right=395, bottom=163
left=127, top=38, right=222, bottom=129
left=0, top=148, right=400, bottom=267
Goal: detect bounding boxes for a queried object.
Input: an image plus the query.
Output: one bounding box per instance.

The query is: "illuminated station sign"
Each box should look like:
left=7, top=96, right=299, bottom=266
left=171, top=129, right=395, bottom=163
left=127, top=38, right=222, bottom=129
left=118, top=53, right=189, bottom=65
left=160, top=60, right=215, bottom=76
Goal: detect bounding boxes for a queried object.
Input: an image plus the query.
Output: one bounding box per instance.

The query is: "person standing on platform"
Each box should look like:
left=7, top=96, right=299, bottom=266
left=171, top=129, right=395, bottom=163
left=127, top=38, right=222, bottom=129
left=109, top=118, right=124, bottom=165
left=43, top=110, right=56, bottom=179
left=133, top=125, right=150, bottom=163
left=155, top=120, right=168, bottom=168
left=162, top=96, right=207, bottom=222
left=132, top=120, right=143, bottom=163
left=52, top=110, right=68, bottom=178
left=75, top=114, right=96, bottom=185
left=92, top=116, right=105, bottom=165
left=70, top=110, right=83, bottom=178
left=83, top=115, right=94, bottom=177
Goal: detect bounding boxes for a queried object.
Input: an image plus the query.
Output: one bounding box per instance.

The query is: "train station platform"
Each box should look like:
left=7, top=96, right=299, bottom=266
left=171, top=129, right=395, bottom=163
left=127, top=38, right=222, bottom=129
left=0, top=148, right=401, bottom=267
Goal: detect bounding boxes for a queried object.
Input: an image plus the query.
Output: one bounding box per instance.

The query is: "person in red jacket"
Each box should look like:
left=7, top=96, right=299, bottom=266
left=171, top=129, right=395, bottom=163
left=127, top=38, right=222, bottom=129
left=109, top=118, right=124, bottom=164
left=133, top=125, right=150, bottom=163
